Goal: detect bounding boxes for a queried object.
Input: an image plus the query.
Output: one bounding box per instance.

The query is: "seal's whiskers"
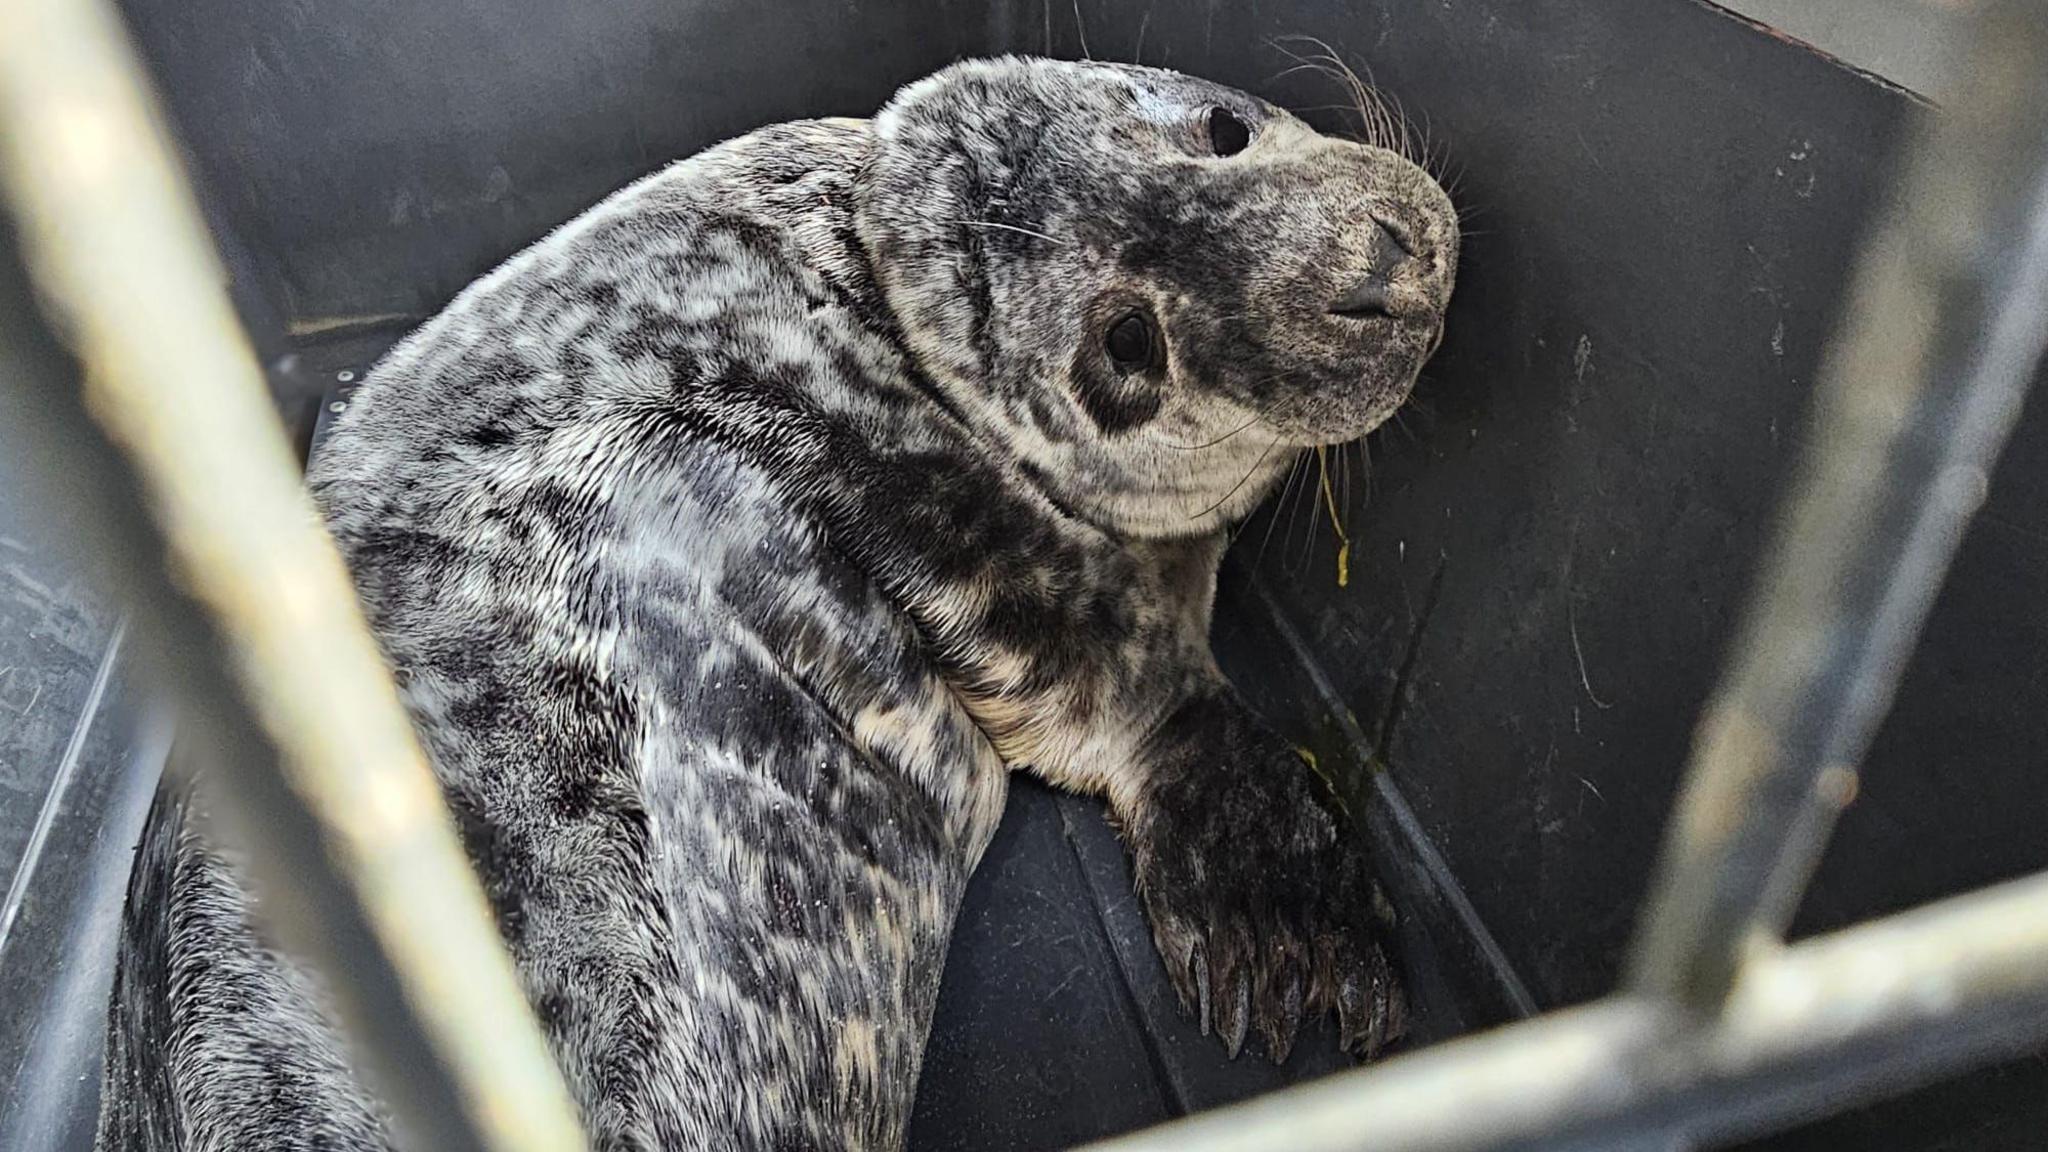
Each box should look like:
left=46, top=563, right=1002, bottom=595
left=945, top=219, right=1072, bottom=246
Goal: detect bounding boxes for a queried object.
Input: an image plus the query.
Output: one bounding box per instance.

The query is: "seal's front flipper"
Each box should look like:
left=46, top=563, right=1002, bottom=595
left=1112, top=687, right=1405, bottom=1064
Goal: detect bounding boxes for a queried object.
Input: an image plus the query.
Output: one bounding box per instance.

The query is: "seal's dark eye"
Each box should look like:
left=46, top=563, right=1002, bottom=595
left=1206, top=107, right=1252, bottom=157
left=1105, top=312, right=1158, bottom=371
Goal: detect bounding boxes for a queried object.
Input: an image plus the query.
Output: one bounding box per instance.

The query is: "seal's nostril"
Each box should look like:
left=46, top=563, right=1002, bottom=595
left=1367, top=218, right=1412, bottom=272
left=1372, top=215, right=1416, bottom=259
left=1330, top=273, right=1393, bottom=317
left=1332, top=217, right=1418, bottom=317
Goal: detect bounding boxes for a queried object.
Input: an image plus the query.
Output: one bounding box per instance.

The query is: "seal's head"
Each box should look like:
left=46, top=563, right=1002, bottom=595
left=858, top=57, right=1458, bottom=536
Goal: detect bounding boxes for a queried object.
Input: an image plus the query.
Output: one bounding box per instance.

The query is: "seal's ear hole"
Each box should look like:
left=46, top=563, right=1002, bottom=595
left=1075, top=308, right=1167, bottom=434
left=1105, top=311, right=1161, bottom=374
left=1206, top=107, right=1252, bottom=157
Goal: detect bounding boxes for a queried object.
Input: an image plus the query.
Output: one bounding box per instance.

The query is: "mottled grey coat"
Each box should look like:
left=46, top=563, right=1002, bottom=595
left=98, top=57, right=1457, bottom=1152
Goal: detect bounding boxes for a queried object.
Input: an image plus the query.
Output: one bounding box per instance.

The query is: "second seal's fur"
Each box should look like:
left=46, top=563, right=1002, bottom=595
left=98, top=57, right=1458, bottom=1151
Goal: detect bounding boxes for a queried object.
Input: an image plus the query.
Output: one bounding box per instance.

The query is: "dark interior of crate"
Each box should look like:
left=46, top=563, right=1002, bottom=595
left=4, top=2, right=2047, bottom=1150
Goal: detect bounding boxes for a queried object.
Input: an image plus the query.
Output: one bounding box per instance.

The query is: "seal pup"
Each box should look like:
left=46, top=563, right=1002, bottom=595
left=97, top=56, right=1457, bottom=1151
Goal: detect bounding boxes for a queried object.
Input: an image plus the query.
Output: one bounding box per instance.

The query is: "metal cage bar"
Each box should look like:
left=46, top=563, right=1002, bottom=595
left=1085, top=0, right=2048, bottom=1147
left=1627, top=0, right=2048, bottom=1013
left=0, top=3, right=586, bottom=1151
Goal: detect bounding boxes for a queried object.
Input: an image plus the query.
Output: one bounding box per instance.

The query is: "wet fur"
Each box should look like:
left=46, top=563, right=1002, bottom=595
left=98, top=58, right=1456, bottom=1151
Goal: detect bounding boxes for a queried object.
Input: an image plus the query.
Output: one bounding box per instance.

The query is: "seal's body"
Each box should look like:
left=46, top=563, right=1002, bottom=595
left=98, top=59, right=1457, bottom=1151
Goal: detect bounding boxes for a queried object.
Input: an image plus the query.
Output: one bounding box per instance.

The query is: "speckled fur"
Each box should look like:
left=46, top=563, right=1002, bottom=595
left=98, top=58, right=1456, bottom=1151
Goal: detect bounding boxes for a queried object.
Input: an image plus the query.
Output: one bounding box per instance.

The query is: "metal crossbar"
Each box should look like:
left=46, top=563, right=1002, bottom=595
left=1083, top=873, right=2048, bottom=1152
left=0, top=0, right=2044, bottom=1151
